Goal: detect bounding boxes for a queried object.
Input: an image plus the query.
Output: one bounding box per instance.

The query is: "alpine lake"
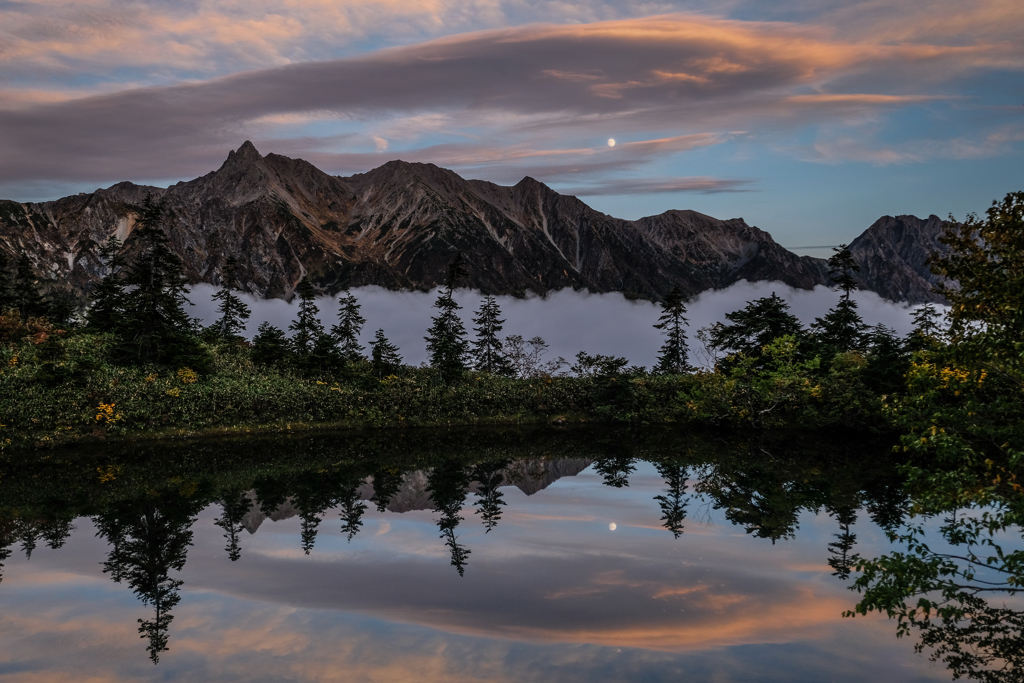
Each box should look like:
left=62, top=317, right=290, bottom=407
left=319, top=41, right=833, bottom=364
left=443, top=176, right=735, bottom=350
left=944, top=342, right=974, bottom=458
left=0, top=426, right=1019, bottom=682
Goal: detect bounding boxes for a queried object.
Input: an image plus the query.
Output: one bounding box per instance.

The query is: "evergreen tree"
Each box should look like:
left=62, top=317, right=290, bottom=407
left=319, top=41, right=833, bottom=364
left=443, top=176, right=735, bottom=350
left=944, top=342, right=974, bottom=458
left=653, top=287, right=690, bottom=374
left=863, top=324, right=909, bottom=395
left=471, top=459, right=509, bottom=532
left=827, top=244, right=860, bottom=300
left=86, top=237, right=127, bottom=331
left=370, top=329, right=402, bottom=376
left=213, top=490, right=252, bottom=562
left=12, top=253, right=47, bottom=319
left=469, top=295, right=514, bottom=375
left=906, top=303, right=944, bottom=352
left=210, top=257, right=250, bottom=341
left=0, top=252, right=13, bottom=313
left=710, top=293, right=804, bottom=363
left=338, top=478, right=368, bottom=542
left=810, top=298, right=868, bottom=353
left=330, top=290, right=366, bottom=363
left=426, top=460, right=471, bottom=576
left=115, top=195, right=203, bottom=367
left=251, top=322, right=290, bottom=366
left=288, top=278, right=325, bottom=356
left=811, top=245, right=867, bottom=354
left=425, top=253, right=469, bottom=383
left=370, top=467, right=403, bottom=512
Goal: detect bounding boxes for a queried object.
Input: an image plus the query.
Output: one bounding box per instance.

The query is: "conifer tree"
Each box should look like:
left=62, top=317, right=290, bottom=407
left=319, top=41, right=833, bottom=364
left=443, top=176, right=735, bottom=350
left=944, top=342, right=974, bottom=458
left=0, top=252, right=13, bottom=313
left=114, top=195, right=202, bottom=366
left=211, top=257, right=250, bottom=340
left=653, top=287, right=690, bottom=374
left=288, top=278, right=325, bottom=355
left=906, top=304, right=944, bottom=352
left=86, top=236, right=127, bottom=331
left=331, top=290, right=366, bottom=363
left=12, top=253, right=47, bottom=319
left=811, top=245, right=867, bottom=353
left=370, top=328, right=402, bottom=376
left=425, top=253, right=469, bottom=383
left=251, top=322, right=290, bottom=366
left=469, top=295, right=514, bottom=376
left=827, top=244, right=860, bottom=301
left=709, top=293, right=804, bottom=360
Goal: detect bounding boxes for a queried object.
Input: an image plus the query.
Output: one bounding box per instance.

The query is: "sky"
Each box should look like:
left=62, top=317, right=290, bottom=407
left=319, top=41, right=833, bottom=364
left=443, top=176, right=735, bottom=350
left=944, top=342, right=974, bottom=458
left=1, top=0, right=1022, bottom=250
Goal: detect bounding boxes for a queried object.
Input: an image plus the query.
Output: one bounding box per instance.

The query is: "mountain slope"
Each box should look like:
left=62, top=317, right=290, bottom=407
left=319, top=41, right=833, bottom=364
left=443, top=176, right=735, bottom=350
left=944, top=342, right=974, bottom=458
left=0, top=142, right=948, bottom=303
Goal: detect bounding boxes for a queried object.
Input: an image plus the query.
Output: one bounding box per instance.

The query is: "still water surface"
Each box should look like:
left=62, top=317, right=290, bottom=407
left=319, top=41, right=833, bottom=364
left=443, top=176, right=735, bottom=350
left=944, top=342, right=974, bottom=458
left=0, top=428, right=1000, bottom=681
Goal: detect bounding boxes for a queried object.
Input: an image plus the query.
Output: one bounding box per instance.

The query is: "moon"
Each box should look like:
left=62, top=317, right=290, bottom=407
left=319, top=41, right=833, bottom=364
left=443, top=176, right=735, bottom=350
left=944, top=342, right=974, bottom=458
left=607, top=138, right=616, bottom=147
left=609, top=522, right=617, bottom=531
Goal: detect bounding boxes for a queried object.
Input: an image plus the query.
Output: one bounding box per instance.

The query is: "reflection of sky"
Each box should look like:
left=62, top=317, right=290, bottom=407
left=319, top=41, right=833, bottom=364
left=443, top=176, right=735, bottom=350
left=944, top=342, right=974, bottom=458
left=0, top=462, right=959, bottom=682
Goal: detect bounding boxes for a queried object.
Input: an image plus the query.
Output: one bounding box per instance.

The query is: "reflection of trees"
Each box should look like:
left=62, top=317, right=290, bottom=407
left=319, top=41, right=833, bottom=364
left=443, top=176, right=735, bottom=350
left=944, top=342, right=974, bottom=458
left=426, top=460, right=471, bottom=576
left=370, top=467, right=403, bottom=512
left=338, top=477, right=368, bottom=542
left=593, top=454, right=635, bottom=488
left=654, top=463, right=688, bottom=538
left=94, top=496, right=202, bottom=664
left=213, top=490, right=252, bottom=561
left=826, top=507, right=857, bottom=580
left=472, top=459, right=509, bottom=532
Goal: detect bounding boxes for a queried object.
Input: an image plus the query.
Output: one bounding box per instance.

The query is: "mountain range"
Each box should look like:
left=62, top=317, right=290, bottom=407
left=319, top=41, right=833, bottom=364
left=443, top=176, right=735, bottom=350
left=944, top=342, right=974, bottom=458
left=0, top=142, right=950, bottom=304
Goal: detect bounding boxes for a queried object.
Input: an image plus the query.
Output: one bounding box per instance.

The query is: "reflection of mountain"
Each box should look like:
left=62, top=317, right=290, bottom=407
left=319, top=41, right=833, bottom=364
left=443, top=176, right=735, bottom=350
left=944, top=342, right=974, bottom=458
left=241, top=458, right=592, bottom=530
left=1, top=141, right=949, bottom=303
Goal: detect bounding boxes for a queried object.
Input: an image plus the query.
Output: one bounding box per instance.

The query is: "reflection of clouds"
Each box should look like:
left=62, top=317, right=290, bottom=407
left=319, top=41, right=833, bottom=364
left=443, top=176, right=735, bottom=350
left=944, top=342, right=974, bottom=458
left=0, top=464, right=951, bottom=681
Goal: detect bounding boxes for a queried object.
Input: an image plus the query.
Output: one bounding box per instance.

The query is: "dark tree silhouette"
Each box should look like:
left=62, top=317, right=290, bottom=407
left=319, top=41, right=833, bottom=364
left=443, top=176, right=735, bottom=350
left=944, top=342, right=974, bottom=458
left=470, top=296, right=514, bottom=376
left=653, top=287, right=690, bottom=374
left=827, top=507, right=857, bottom=580
left=94, top=496, right=201, bottom=664
left=654, top=462, right=689, bottom=538
left=210, top=257, right=251, bottom=341
left=338, top=478, right=368, bottom=542
left=370, top=329, right=402, bottom=377
left=471, top=459, right=509, bottom=532
left=331, top=290, right=366, bottom=364
left=12, top=253, right=47, bottom=319
left=370, top=467, right=403, bottom=512
left=213, top=490, right=252, bottom=562
left=827, top=244, right=860, bottom=300
left=426, top=460, right=471, bottom=576
left=288, top=278, right=325, bottom=356
left=425, top=254, right=469, bottom=383
left=86, top=237, right=127, bottom=331
left=709, top=293, right=804, bottom=363
left=251, top=322, right=290, bottom=366
left=593, top=454, right=635, bottom=488
left=114, top=195, right=203, bottom=367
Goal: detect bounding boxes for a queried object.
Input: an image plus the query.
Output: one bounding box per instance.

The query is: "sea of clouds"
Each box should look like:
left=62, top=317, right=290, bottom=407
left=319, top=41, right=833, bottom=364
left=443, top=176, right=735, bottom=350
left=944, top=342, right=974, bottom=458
left=186, top=281, right=926, bottom=369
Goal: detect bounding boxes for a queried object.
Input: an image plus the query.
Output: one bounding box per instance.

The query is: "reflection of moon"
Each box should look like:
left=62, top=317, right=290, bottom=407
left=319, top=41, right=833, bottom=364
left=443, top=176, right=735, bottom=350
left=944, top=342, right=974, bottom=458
left=607, top=138, right=616, bottom=147
left=609, top=523, right=617, bottom=531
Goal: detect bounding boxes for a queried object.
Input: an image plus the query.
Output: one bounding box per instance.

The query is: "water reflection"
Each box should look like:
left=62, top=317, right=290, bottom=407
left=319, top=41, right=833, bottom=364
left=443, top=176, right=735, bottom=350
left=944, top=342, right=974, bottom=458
left=0, top=427, right=1019, bottom=681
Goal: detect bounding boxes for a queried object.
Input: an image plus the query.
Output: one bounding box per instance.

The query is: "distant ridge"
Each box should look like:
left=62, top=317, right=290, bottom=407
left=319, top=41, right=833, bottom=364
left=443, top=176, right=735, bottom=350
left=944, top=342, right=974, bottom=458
left=0, top=142, right=948, bottom=303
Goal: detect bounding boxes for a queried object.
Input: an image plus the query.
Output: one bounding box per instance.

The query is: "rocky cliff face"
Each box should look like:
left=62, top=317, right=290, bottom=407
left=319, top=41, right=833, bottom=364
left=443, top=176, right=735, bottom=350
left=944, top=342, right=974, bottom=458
left=0, top=141, right=948, bottom=303
left=848, top=214, right=952, bottom=304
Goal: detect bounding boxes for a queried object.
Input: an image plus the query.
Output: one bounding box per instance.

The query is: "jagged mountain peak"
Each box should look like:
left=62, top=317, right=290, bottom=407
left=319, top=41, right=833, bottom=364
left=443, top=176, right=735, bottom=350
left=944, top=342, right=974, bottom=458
left=0, top=145, right=949, bottom=303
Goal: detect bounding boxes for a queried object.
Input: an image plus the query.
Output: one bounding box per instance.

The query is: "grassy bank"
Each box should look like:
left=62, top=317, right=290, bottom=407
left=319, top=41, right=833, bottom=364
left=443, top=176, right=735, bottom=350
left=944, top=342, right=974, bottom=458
left=1, top=325, right=892, bottom=450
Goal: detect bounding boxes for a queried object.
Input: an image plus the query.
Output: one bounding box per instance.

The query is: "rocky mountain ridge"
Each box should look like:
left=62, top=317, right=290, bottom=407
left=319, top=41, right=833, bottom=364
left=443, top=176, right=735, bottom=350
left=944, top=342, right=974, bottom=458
left=0, top=142, right=949, bottom=303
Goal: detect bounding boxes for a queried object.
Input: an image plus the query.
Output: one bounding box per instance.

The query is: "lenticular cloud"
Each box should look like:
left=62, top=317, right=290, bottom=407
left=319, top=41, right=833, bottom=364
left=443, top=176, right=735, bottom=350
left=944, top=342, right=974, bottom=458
left=187, top=281, right=923, bottom=369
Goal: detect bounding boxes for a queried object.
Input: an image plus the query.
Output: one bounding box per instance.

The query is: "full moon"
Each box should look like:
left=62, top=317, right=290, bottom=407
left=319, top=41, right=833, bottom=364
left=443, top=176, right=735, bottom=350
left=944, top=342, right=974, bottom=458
left=607, top=138, right=616, bottom=147
left=609, top=523, right=617, bottom=531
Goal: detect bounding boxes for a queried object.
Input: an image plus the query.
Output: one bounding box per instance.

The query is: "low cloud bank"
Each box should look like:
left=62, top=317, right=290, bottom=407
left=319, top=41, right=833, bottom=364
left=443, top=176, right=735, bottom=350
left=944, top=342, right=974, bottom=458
left=187, top=281, right=922, bottom=369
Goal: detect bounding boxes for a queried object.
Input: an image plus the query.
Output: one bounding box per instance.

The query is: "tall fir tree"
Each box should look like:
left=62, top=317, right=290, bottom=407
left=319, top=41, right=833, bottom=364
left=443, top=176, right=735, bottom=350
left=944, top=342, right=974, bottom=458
left=370, top=328, right=402, bottom=376
left=210, top=257, right=250, bottom=340
left=331, top=290, right=366, bottom=363
left=906, top=303, right=944, bottom=352
left=826, top=244, right=860, bottom=301
left=250, top=322, right=290, bottom=366
left=86, top=236, right=127, bottom=331
left=115, top=195, right=203, bottom=366
left=12, top=253, right=47, bottom=319
left=425, top=253, right=469, bottom=383
left=811, top=244, right=867, bottom=353
left=288, top=277, right=325, bottom=355
left=469, top=295, right=514, bottom=376
left=0, top=252, right=15, bottom=313
left=653, top=287, right=690, bottom=374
